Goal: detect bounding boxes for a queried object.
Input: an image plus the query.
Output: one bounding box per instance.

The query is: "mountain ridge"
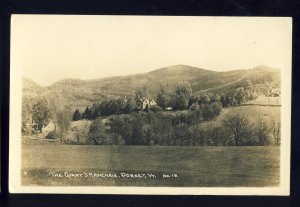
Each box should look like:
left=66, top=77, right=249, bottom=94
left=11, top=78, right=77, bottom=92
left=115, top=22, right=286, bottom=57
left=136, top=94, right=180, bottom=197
left=23, top=64, right=280, bottom=110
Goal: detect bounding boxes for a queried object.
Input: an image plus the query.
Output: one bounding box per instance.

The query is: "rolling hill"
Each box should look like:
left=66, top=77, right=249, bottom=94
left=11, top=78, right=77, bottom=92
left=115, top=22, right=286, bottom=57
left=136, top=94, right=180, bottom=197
left=23, top=64, right=280, bottom=110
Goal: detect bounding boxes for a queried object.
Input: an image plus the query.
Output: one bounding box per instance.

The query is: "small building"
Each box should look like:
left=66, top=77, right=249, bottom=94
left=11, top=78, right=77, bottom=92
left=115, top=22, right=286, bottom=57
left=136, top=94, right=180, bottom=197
left=149, top=99, right=157, bottom=107
left=139, top=98, right=157, bottom=111
left=42, top=121, right=56, bottom=136
left=270, top=88, right=280, bottom=97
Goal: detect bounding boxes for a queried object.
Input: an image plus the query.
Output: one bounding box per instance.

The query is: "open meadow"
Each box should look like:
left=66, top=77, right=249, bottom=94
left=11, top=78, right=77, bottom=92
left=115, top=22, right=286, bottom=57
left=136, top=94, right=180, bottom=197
left=22, top=140, right=280, bottom=187
left=199, top=105, right=280, bottom=128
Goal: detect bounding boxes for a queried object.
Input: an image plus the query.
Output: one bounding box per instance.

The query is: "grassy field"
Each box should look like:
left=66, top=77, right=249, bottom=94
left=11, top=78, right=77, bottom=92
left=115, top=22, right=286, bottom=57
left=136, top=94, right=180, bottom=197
left=200, top=104, right=280, bottom=129
left=22, top=142, right=280, bottom=187
left=246, top=95, right=281, bottom=106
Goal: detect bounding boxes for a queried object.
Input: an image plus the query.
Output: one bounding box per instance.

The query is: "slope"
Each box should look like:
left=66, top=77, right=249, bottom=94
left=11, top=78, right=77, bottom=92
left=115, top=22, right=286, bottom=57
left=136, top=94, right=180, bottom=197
left=22, top=65, right=280, bottom=110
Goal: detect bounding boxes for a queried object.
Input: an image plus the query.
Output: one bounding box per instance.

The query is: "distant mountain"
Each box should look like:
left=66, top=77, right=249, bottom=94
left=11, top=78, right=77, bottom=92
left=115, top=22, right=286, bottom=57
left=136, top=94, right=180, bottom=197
left=22, top=78, right=45, bottom=97
left=148, top=64, right=212, bottom=78
left=23, top=64, right=280, bottom=110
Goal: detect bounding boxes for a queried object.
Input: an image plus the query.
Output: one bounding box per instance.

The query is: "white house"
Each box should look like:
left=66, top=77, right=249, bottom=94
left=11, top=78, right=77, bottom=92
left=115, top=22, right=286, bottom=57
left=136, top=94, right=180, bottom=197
left=270, top=88, right=280, bottom=97
left=139, top=98, right=157, bottom=111
left=149, top=99, right=157, bottom=107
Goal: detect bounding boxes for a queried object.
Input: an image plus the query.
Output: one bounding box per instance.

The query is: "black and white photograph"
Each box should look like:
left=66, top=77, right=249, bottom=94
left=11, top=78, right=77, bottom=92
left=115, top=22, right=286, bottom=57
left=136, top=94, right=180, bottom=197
left=9, top=15, right=292, bottom=195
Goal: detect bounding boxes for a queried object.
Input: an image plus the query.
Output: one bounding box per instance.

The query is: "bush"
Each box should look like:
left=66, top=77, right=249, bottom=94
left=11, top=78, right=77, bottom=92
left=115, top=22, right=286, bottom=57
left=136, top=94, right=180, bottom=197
left=253, top=120, right=271, bottom=146
left=45, top=130, right=59, bottom=139
left=171, top=95, right=187, bottom=110
left=205, top=126, right=233, bottom=146
left=223, top=114, right=253, bottom=146
left=88, top=119, right=110, bottom=144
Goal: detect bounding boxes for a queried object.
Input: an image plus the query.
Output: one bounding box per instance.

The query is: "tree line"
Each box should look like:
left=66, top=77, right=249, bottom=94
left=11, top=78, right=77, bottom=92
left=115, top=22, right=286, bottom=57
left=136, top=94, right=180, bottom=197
left=22, top=79, right=274, bottom=146
left=72, top=79, right=257, bottom=121
left=88, top=112, right=280, bottom=146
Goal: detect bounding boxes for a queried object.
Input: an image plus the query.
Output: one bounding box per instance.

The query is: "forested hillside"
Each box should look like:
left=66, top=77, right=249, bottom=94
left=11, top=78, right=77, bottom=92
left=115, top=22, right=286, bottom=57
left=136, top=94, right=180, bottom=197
left=23, top=64, right=280, bottom=111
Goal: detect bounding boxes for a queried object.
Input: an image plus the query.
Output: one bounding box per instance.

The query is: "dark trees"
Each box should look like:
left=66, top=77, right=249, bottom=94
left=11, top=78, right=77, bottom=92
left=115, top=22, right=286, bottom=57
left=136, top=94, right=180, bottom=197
left=72, top=109, right=81, bottom=121
left=156, top=84, right=169, bottom=110
left=171, top=95, right=187, bottom=110
left=82, top=107, right=93, bottom=120
left=123, top=97, right=135, bottom=114
left=171, top=82, right=193, bottom=110
left=198, top=94, right=210, bottom=105
left=234, top=87, right=247, bottom=104
left=210, top=94, right=221, bottom=103
left=201, top=102, right=222, bottom=121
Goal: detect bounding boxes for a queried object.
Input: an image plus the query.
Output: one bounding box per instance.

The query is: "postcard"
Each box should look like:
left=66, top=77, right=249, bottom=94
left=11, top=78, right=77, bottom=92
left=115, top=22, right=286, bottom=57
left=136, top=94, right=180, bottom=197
left=9, top=15, right=292, bottom=195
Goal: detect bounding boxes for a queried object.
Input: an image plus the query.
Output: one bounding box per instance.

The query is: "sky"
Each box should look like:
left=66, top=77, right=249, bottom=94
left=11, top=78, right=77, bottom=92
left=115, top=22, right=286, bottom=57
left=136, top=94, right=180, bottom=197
left=11, top=15, right=292, bottom=86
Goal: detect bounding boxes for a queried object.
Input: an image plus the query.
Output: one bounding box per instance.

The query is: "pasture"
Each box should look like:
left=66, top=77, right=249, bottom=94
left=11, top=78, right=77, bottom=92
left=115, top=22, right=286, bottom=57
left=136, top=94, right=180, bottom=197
left=246, top=95, right=281, bottom=106
left=200, top=104, right=280, bottom=129
left=22, top=141, right=280, bottom=187
left=223, top=105, right=280, bottom=123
